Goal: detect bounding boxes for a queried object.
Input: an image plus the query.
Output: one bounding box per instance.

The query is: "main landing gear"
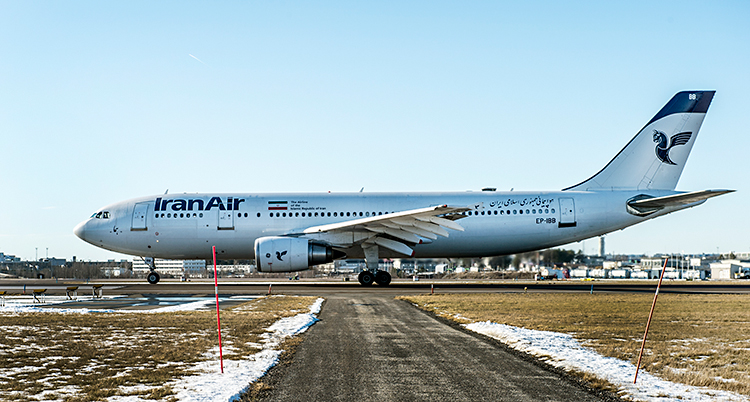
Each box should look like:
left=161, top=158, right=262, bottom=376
left=357, top=270, right=391, bottom=286
left=358, top=243, right=392, bottom=286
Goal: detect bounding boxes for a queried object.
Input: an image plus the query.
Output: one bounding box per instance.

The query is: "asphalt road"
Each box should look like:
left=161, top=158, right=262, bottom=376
left=254, top=295, right=615, bottom=402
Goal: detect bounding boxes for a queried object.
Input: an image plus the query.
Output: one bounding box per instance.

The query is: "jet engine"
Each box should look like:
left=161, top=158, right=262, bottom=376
left=254, top=236, right=346, bottom=273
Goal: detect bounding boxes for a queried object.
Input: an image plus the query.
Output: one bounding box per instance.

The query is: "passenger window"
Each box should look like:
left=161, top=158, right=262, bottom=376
left=199, top=213, right=203, bottom=218
left=333, top=212, right=338, bottom=217
left=551, top=209, right=555, bottom=213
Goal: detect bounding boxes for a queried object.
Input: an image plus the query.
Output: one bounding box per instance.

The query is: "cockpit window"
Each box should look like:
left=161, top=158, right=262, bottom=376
left=91, top=211, right=110, bottom=219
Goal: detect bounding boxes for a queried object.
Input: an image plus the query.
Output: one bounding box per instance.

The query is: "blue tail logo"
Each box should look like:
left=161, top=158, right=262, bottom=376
left=653, top=130, right=692, bottom=165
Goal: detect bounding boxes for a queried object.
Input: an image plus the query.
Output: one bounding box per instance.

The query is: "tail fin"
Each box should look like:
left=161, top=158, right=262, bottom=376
left=564, top=91, right=715, bottom=191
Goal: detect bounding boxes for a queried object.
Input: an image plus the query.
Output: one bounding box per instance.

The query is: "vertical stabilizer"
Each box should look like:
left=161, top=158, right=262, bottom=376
left=564, top=91, right=715, bottom=191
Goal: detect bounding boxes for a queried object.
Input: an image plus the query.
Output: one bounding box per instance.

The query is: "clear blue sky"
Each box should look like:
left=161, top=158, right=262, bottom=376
left=1, top=1, right=747, bottom=261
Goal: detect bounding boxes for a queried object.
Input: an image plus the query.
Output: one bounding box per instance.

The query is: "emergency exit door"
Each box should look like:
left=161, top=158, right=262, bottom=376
left=218, top=210, right=234, bottom=230
left=558, top=198, right=577, bottom=228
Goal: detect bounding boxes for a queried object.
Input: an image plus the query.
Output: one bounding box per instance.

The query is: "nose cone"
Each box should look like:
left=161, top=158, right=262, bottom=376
left=74, top=221, right=87, bottom=241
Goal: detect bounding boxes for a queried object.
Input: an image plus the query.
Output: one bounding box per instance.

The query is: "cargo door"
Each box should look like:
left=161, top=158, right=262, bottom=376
left=558, top=198, right=577, bottom=228
left=218, top=210, right=234, bottom=230
left=131, top=202, right=149, bottom=231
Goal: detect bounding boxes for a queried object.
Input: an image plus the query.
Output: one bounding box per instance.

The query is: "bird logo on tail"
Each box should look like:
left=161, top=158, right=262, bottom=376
left=653, top=130, right=692, bottom=165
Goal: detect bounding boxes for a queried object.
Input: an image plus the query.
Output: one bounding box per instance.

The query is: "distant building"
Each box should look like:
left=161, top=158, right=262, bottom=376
left=132, top=259, right=207, bottom=278
left=710, top=260, right=750, bottom=280
left=0, top=253, right=21, bottom=263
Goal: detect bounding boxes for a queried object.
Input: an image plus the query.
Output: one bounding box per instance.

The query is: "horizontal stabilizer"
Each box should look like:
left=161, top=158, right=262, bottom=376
left=627, top=189, right=734, bottom=216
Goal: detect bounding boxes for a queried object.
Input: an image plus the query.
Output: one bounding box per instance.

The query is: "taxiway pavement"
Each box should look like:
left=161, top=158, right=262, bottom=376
left=255, top=295, right=613, bottom=402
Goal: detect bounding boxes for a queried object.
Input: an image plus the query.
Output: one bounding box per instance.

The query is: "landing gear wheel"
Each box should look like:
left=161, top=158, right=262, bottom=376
left=374, top=270, right=391, bottom=286
left=147, top=271, right=160, bottom=285
left=358, top=270, right=375, bottom=286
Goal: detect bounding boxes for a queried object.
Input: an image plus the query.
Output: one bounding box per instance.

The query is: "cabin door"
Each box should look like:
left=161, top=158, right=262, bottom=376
left=131, top=202, right=149, bottom=231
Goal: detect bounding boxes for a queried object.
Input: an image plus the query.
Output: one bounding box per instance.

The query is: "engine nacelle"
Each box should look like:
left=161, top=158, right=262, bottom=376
left=254, top=236, right=345, bottom=273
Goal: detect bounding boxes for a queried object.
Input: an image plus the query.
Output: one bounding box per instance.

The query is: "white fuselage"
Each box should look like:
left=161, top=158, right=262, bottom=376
left=74, top=189, right=692, bottom=260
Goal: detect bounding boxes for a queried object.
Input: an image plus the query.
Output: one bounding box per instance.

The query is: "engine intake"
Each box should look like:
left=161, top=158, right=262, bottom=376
left=254, top=236, right=346, bottom=273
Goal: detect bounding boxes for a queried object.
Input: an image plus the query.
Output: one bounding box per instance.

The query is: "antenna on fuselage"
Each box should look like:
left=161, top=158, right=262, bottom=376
left=164, top=189, right=169, bottom=194
left=360, top=187, right=364, bottom=193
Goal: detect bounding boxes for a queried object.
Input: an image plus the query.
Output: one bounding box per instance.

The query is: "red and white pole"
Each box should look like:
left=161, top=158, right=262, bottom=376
left=634, top=257, right=668, bottom=384
left=213, top=246, right=224, bottom=374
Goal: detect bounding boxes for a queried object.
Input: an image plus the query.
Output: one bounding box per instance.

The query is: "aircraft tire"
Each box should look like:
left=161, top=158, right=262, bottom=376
left=374, top=271, right=391, bottom=286
left=147, top=271, right=160, bottom=285
left=358, top=271, right=375, bottom=286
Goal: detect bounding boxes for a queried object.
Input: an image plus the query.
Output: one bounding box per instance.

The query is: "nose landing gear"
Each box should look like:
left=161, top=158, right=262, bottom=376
left=142, top=257, right=160, bottom=285
left=147, top=271, right=161, bottom=285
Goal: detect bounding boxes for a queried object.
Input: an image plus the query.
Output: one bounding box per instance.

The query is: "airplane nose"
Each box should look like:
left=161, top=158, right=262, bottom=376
left=74, top=221, right=86, bottom=240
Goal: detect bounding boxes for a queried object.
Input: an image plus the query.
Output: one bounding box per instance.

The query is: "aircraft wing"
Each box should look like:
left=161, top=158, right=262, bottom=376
left=302, top=204, right=471, bottom=256
left=629, top=189, right=734, bottom=209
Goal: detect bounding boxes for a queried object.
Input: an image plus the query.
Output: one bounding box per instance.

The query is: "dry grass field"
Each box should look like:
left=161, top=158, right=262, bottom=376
left=0, top=296, right=318, bottom=402
left=399, top=292, right=750, bottom=396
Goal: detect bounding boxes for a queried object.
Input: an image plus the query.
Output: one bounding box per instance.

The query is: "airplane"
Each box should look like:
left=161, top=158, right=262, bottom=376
left=74, top=91, right=733, bottom=286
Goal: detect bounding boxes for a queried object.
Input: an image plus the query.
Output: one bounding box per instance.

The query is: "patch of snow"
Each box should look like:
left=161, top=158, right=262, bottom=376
left=146, top=299, right=214, bottom=313
left=714, top=377, right=738, bottom=384
left=465, top=321, right=749, bottom=402
left=170, top=297, right=324, bottom=402
left=0, top=305, right=117, bottom=314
